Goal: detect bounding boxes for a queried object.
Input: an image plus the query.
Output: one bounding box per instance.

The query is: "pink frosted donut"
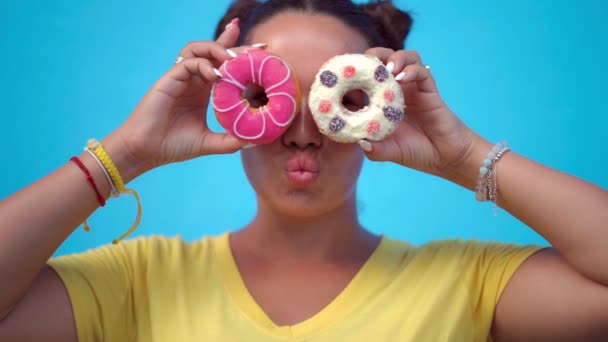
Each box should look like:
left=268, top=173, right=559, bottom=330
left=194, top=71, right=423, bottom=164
left=212, top=49, right=300, bottom=144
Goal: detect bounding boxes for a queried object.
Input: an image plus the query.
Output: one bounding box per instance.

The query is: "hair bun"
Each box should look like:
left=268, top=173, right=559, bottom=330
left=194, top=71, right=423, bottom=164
left=359, top=0, right=413, bottom=50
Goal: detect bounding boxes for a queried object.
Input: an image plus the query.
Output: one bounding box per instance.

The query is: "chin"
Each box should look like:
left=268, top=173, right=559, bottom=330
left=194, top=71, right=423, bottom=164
left=278, top=194, right=328, bottom=218
left=258, top=184, right=355, bottom=219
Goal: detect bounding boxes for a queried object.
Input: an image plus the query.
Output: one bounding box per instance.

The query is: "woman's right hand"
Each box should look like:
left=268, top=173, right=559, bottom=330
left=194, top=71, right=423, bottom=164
left=103, top=22, right=248, bottom=181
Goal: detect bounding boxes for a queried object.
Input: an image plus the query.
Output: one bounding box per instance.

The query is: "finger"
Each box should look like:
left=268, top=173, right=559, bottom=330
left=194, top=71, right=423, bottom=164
left=173, top=57, right=219, bottom=83
left=200, top=132, right=249, bottom=155
left=216, top=18, right=240, bottom=48
left=357, top=139, right=401, bottom=163
left=358, top=140, right=373, bottom=152
left=155, top=58, right=220, bottom=98
left=395, top=63, right=438, bottom=93
left=178, top=41, right=235, bottom=66
left=213, top=18, right=267, bottom=57
left=230, top=43, right=268, bottom=55
left=366, top=48, right=424, bottom=78
left=178, top=41, right=268, bottom=70
left=365, top=47, right=395, bottom=64
left=384, top=50, right=423, bottom=75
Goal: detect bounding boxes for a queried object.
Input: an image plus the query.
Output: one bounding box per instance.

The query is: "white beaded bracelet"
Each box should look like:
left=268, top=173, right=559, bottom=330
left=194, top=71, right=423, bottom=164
left=475, top=142, right=510, bottom=213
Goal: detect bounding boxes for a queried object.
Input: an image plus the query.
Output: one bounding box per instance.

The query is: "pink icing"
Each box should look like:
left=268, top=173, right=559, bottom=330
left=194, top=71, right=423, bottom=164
left=212, top=49, right=298, bottom=144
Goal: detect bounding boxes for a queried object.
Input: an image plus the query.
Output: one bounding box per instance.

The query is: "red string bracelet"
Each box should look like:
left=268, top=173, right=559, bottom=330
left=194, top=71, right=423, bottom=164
left=70, top=156, right=106, bottom=207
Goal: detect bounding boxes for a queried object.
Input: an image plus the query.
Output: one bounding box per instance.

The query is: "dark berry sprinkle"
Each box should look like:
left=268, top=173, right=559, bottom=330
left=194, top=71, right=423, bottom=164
left=383, top=106, right=404, bottom=123
left=320, top=70, right=338, bottom=88
left=374, top=65, right=389, bottom=82
left=329, top=116, right=346, bottom=132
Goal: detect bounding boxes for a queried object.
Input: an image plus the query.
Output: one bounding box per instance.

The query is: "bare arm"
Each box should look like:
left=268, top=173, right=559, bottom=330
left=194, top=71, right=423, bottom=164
left=362, top=48, right=608, bottom=283
left=361, top=47, right=608, bottom=340
left=0, top=136, right=143, bottom=341
left=446, top=137, right=608, bottom=286
left=0, top=267, right=78, bottom=341
left=0, top=27, right=245, bottom=339
left=443, top=137, right=608, bottom=340
left=0, top=137, right=139, bottom=320
left=492, top=249, right=608, bottom=341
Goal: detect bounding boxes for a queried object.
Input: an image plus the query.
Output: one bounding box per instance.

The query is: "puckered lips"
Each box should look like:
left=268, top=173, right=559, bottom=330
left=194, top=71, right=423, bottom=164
left=285, top=152, right=320, bottom=187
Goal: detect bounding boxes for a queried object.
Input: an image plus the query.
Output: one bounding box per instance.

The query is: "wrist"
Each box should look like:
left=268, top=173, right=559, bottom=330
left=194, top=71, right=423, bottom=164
left=435, top=135, right=495, bottom=191
left=78, top=134, right=146, bottom=244
left=75, top=151, right=113, bottom=201
left=99, top=133, right=151, bottom=185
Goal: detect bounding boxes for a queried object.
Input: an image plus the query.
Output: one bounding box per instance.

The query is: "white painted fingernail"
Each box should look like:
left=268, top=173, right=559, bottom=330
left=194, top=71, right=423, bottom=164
left=386, top=62, right=395, bottom=74
left=251, top=43, right=268, bottom=49
left=395, top=72, right=406, bottom=81
left=227, top=49, right=238, bottom=58
left=213, top=68, right=223, bottom=78
left=242, top=143, right=256, bottom=149
left=358, top=140, right=372, bottom=152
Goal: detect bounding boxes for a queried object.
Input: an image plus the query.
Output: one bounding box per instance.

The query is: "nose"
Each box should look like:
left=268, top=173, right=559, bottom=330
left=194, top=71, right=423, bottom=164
left=281, top=95, right=323, bottom=150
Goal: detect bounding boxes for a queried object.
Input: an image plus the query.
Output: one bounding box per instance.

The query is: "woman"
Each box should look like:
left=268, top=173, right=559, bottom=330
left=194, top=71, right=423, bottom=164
left=0, top=0, right=606, bottom=341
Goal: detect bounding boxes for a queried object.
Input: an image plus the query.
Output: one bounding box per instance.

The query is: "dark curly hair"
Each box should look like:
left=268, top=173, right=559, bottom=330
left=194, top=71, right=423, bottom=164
left=213, top=0, right=413, bottom=51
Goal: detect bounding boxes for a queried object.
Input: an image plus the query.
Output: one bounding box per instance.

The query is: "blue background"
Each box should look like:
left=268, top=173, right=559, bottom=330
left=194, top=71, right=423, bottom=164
left=1, top=0, right=606, bottom=257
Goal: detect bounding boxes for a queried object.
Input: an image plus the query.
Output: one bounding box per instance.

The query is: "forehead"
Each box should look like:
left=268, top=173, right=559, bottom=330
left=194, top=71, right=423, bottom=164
left=247, top=12, right=370, bottom=80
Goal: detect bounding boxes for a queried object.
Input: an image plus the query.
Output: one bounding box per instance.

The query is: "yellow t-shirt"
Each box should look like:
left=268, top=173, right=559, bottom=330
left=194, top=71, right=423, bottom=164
left=48, top=234, right=541, bottom=341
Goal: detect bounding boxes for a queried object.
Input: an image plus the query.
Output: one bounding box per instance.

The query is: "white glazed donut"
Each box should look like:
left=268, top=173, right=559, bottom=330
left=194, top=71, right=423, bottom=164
left=309, top=54, right=405, bottom=143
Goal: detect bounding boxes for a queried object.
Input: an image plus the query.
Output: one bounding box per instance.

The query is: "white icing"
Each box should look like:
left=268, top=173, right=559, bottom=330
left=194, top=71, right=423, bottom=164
left=213, top=50, right=298, bottom=140
left=233, top=105, right=266, bottom=140
left=308, top=54, right=405, bottom=143
left=265, top=92, right=296, bottom=127
left=216, top=77, right=246, bottom=91
left=259, top=56, right=292, bottom=93
left=249, top=52, right=256, bottom=84
left=220, top=63, right=246, bottom=90
left=212, top=99, right=247, bottom=112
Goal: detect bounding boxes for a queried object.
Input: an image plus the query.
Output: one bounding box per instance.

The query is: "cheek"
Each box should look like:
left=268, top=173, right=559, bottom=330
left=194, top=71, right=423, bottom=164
left=241, top=150, right=267, bottom=183
left=240, top=148, right=284, bottom=189
left=326, top=144, right=365, bottom=181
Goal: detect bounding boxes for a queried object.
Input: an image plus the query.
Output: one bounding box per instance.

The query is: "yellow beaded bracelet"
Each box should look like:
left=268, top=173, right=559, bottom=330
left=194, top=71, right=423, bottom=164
left=85, top=138, right=143, bottom=244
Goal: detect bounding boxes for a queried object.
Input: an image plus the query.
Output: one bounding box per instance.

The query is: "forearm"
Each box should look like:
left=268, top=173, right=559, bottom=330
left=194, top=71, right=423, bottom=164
left=443, top=137, right=608, bottom=285
left=0, top=136, right=142, bottom=316
left=497, top=152, right=608, bottom=284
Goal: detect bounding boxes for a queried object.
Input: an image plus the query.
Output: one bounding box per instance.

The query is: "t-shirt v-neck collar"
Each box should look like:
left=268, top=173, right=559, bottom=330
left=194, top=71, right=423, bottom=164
left=214, top=233, right=397, bottom=339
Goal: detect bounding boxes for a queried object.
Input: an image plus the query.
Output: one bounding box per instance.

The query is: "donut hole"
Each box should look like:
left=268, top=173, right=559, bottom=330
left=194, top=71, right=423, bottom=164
left=341, top=89, right=370, bottom=112
left=242, top=83, right=269, bottom=108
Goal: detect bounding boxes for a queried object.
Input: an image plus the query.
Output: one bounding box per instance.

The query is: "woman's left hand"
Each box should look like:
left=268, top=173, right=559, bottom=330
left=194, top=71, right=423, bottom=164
left=362, top=48, right=481, bottom=178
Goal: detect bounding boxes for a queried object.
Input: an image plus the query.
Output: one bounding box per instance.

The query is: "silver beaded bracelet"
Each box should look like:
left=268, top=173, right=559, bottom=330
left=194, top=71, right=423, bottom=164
left=475, top=142, right=510, bottom=214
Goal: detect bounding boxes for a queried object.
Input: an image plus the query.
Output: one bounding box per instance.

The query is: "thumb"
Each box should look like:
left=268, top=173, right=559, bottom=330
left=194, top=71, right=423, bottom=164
left=216, top=18, right=241, bottom=48
left=358, top=139, right=400, bottom=163
left=199, top=132, right=250, bottom=156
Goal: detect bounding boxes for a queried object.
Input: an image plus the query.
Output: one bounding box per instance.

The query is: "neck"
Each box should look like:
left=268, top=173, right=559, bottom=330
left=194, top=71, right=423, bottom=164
left=233, top=194, right=378, bottom=263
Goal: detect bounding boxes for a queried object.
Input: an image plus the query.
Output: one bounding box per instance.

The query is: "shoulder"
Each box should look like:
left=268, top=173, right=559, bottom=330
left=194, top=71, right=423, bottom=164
left=49, top=233, right=227, bottom=274
left=382, top=236, right=543, bottom=277
left=411, top=238, right=541, bottom=260
left=384, top=235, right=540, bottom=255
